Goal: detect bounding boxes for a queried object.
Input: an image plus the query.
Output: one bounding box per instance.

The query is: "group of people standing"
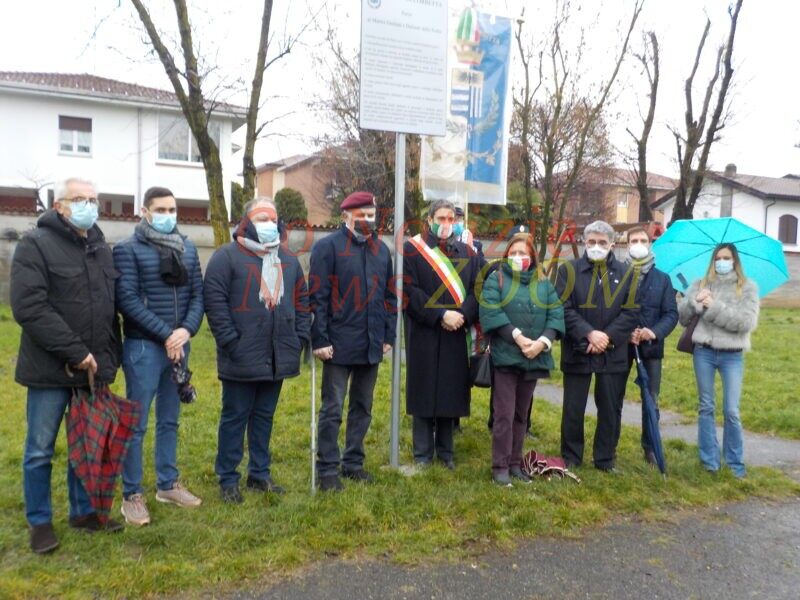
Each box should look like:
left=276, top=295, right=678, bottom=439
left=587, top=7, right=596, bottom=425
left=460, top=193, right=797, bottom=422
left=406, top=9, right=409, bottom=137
left=11, top=178, right=760, bottom=555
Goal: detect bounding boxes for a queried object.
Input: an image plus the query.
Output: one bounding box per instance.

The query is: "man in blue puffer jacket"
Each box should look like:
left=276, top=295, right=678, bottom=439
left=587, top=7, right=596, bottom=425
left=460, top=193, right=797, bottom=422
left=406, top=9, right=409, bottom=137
left=113, top=186, right=204, bottom=526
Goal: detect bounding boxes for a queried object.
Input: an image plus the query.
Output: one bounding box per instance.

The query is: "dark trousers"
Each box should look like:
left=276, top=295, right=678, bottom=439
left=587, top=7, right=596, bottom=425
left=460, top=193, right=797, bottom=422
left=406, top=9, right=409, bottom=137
left=627, top=357, right=663, bottom=452
left=316, top=362, right=379, bottom=477
left=488, top=387, right=533, bottom=432
left=491, top=370, right=537, bottom=473
left=412, top=416, right=455, bottom=463
left=215, top=379, right=283, bottom=489
left=561, top=371, right=628, bottom=468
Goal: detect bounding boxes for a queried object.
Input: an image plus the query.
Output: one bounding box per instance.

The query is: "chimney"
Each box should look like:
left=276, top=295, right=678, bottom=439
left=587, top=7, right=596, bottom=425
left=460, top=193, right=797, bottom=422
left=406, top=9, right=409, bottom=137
left=724, top=163, right=737, bottom=177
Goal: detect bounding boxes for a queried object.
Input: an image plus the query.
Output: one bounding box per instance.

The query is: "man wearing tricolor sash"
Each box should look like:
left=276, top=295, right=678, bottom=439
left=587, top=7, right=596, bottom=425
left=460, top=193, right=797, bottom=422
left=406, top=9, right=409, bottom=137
left=404, top=199, right=483, bottom=468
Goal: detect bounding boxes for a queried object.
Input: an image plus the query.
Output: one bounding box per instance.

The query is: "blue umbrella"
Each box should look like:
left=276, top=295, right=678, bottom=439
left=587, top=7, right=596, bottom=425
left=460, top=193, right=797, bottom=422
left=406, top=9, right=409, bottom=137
left=652, top=217, right=789, bottom=297
left=633, top=345, right=666, bottom=478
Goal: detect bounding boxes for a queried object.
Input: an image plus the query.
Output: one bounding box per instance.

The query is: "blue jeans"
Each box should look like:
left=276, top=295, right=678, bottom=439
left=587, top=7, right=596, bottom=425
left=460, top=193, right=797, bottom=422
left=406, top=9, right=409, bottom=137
left=215, top=379, right=283, bottom=488
left=693, top=346, right=745, bottom=477
left=23, top=387, right=93, bottom=526
left=121, top=338, right=187, bottom=497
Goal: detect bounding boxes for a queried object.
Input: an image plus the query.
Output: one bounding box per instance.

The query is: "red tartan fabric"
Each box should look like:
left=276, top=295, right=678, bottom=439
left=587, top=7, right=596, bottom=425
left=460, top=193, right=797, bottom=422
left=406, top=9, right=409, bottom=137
left=67, top=385, right=140, bottom=523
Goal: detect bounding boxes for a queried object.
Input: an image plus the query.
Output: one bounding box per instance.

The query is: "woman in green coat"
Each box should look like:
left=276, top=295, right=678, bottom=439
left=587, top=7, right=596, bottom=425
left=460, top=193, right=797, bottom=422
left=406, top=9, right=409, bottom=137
left=479, top=234, right=565, bottom=486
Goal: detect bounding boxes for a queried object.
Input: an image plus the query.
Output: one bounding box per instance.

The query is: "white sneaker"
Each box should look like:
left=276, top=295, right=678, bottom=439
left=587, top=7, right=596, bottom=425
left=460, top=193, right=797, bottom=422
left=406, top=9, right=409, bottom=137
left=121, top=494, right=151, bottom=526
left=155, top=482, right=202, bottom=507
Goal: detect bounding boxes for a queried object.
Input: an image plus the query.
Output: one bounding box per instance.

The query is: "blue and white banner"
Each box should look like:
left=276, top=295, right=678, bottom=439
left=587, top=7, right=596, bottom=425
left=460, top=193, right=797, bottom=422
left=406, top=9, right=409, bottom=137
left=420, top=4, right=513, bottom=206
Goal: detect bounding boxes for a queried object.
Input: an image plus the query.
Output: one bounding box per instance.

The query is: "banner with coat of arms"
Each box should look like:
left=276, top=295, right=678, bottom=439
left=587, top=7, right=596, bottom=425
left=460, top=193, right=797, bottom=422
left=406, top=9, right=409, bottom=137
left=420, top=4, right=513, bottom=206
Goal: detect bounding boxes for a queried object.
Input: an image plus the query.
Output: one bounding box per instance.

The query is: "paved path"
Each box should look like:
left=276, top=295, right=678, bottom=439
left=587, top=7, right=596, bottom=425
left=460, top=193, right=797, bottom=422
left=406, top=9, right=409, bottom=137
left=227, top=385, right=800, bottom=600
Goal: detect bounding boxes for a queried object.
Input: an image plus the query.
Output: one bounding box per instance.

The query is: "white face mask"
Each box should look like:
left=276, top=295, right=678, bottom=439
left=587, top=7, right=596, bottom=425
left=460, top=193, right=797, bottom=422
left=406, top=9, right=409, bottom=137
left=629, top=243, right=650, bottom=260
left=587, top=246, right=610, bottom=262
left=509, top=255, right=531, bottom=271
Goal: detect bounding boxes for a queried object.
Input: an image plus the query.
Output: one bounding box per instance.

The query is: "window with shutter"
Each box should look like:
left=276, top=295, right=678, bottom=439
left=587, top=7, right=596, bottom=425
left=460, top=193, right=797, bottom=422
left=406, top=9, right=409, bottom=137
left=58, top=116, right=92, bottom=155
left=778, top=214, right=798, bottom=244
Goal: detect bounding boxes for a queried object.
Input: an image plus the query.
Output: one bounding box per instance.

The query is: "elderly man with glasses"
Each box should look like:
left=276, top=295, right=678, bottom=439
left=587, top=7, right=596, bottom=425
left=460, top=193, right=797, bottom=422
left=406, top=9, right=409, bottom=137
left=10, top=177, right=123, bottom=553
left=554, top=220, right=641, bottom=473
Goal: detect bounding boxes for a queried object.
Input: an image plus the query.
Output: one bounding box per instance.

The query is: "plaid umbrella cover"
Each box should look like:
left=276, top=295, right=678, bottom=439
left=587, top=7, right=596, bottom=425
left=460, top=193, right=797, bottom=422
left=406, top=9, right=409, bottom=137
left=67, top=384, right=140, bottom=523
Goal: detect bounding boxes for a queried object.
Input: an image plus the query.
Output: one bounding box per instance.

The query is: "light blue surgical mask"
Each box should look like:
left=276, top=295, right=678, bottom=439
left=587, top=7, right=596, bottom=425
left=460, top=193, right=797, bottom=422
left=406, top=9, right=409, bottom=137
left=150, top=213, right=177, bottom=234
left=453, top=222, right=465, bottom=237
left=255, top=221, right=279, bottom=244
left=715, top=259, right=734, bottom=275
left=67, top=200, right=98, bottom=230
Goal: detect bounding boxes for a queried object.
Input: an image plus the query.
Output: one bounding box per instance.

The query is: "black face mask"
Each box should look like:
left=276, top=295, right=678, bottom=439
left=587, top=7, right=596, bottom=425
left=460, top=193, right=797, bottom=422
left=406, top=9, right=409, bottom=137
left=352, top=218, right=376, bottom=238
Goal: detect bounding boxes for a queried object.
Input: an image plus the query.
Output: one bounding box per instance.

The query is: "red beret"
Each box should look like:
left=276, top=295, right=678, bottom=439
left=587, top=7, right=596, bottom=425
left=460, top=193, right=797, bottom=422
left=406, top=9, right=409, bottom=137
left=340, top=191, right=375, bottom=210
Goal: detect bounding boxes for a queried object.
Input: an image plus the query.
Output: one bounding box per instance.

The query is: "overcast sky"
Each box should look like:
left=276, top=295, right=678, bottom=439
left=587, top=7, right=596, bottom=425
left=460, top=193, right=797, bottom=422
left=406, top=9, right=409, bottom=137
left=2, top=0, right=799, bottom=179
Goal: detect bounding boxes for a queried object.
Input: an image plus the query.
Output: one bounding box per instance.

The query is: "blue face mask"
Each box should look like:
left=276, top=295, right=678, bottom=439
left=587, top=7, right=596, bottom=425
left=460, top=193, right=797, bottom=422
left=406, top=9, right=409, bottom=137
left=453, top=222, right=465, bottom=237
left=255, top=221, right=279, bottom=244
left=150, top=212, right=177, bottom=234
left=67, top=200, right=98, bottom=230
left=715, top=259, right=734, bottom=275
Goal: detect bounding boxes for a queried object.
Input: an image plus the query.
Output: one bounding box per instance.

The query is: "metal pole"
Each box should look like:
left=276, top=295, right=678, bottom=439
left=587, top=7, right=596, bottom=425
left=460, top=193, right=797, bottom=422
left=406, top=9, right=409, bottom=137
left=390, top=132, right=406, bottom=468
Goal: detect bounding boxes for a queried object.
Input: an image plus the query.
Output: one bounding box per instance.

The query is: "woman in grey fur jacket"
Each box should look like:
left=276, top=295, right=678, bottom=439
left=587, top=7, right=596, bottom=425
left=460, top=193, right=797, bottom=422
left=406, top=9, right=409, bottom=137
left=677, top=243, right=759, bottom=478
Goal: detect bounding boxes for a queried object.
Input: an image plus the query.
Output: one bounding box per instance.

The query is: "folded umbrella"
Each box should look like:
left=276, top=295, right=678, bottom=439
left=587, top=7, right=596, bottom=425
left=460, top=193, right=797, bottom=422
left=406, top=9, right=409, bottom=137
left=652, top=217, right=789, bottom=297
left=67, top=376, right=140, bottom=523
left=633, top=345, right=666, bottom=478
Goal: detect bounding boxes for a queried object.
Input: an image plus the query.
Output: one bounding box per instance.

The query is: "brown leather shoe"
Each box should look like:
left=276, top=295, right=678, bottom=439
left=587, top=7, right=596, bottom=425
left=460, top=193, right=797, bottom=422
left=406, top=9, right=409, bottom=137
left=30, top=522, right=59, bottom=554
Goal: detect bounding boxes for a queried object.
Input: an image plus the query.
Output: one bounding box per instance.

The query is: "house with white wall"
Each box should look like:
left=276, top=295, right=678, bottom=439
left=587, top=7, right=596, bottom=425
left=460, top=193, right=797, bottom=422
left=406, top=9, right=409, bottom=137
left=654, top=164, right=800, bottom=251
left=0, top=72, right=244, bottom=220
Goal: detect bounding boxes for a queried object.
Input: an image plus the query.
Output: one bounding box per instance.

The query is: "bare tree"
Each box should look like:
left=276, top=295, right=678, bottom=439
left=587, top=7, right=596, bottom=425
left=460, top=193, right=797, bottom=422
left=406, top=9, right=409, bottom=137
left=669, top=0, right=744, bottom=225
left=626, top=31, right=659, bottom=222
left=129, top=0, right=301, bottom=246
left=514, top=0, right=645, bottom=262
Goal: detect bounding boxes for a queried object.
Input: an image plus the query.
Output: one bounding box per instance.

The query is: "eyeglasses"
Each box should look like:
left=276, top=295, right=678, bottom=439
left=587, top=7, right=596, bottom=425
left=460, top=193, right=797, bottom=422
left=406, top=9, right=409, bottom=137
left=585, top=239, right=610, bottom=248
left=64, top=196, right=99, bottom=205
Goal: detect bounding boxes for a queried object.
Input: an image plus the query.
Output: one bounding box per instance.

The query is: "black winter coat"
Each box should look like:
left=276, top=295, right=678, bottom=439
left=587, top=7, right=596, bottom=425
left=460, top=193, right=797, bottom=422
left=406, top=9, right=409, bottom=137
left=309, top=225, right=396, bottom=366
left=113, top=228, right=204, bottom=343
left=628, top=267, right=678, bottom=360
left=555, top=252, right=640, bottom=374
left=203, top=225, right=311, bottom=382
left=11, top=210, right=121, bottom=387
left=404, top=232, right=482, bottom=418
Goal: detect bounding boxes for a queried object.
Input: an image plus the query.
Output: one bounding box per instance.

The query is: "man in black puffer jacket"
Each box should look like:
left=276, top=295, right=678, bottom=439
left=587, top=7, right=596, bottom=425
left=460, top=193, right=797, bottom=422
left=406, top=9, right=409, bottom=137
left=555, top=220, right=641, bottom=473
left=11, top=177, right=123, bottom=553
left=204, top=197, right=311, bottom=503
left=113, top=187, right=204, bottom=525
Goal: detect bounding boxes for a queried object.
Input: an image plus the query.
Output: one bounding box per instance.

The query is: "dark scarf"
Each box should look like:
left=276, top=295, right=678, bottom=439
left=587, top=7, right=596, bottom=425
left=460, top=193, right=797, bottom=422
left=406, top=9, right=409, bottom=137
left=135, top=219, right=188, bottom=286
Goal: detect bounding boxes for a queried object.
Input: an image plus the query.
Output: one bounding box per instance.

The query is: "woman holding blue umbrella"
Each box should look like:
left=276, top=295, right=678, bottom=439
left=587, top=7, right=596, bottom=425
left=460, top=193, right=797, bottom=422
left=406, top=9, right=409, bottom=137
left=677, top=243, right=759, bottom=478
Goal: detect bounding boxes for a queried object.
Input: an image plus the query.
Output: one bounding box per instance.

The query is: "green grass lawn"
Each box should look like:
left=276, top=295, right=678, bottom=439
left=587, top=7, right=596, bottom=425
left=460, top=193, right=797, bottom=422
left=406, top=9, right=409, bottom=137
left=0, top=306, right=798, bottom=599
left=549, top=308, right=800, bottom=439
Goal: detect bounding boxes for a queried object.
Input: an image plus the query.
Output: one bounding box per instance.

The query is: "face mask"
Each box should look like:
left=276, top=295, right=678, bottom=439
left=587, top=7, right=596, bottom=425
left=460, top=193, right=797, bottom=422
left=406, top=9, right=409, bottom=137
left=453, top=222, right=465, bottom=237
left=509, top=255, right=532, bottom=271
left=587, top=246, right=609, bottom=262
left=715, top=259, right=734, bottom=275
left=67, top=200, right=98, bottom=230
left=254, top=221, right=279, bottom=244
left=628, top=243, right=649, bottom=260
left=150, top=212, right=177, bottom=234
left=352, top=218, right=376, bottom=237
left=431, top=222, right=452, bottom=239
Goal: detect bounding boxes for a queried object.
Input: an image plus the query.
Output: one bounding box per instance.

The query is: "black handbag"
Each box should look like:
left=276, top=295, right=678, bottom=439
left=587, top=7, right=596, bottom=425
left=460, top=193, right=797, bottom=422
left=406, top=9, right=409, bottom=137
left=469, top=350, right=492, bottom=388
left=676, top=314, right=700, bottom=354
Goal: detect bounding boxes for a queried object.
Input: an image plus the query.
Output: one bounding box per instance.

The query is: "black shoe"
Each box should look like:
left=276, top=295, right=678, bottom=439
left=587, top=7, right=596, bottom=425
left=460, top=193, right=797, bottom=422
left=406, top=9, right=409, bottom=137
left=246, top=476, right=285, bottom=494
left=438, top=458, right=456, bottom=470
left=342, top=469, right=373, bottom=483
left=220, top=485, right=244, bottom=504
left=509, top=466, right=532, bottom=483
left=69, top=513, right=124, bottom=533
left=595, top=464, right=621, bottom=474
left=318, top=475, right=344, bottom=492
left=493, top=472, right=513, bottom=487
left=30, top=522, right=59, bottom=554
left=643, top=450, right=658, bottom=467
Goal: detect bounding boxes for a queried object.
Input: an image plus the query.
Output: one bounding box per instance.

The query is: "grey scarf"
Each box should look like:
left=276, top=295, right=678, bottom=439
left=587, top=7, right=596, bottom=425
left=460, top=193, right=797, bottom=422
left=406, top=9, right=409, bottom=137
left=626, top=250, right=655, bottom=275
left=135, top=218, right=185, bottom=253
left=236, top=236, right=284, bottom=309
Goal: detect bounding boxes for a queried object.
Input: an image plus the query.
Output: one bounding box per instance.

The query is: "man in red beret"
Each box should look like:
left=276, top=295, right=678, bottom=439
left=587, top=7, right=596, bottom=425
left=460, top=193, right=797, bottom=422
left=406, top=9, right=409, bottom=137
left=309, top=191, right=396, bottom=491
